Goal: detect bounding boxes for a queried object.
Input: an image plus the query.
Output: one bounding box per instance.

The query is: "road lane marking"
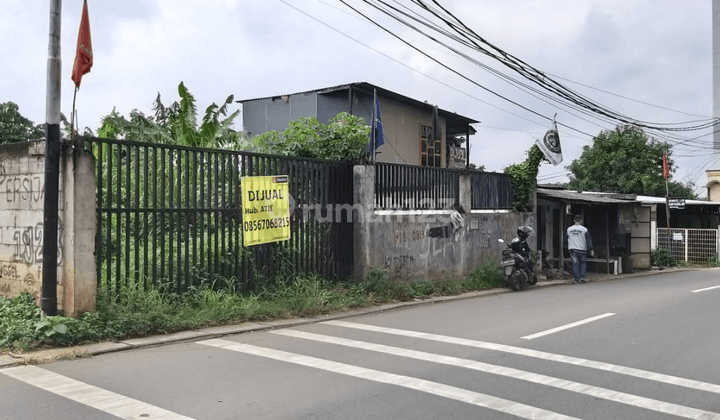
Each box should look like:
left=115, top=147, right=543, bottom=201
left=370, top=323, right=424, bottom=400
left=324, top=320, right=720, bottom=395
left=691, top=285, right=720, bottom=293
left=1, top=365, right=194, bottom=420
left=521, top=313, right=616, bottom=340
left=271, top=329, right=720, bottom=420
left=198, top=338, right=580, bottom=420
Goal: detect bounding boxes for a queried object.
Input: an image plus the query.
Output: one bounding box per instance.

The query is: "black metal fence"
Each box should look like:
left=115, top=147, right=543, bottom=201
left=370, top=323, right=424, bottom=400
left=470, top=171, right=514, bottom=210
left=375, top=163, right=460, bottom=210
left=84, top=137, right=354, bottom=292
left=375, top=162, right=513, bottom=210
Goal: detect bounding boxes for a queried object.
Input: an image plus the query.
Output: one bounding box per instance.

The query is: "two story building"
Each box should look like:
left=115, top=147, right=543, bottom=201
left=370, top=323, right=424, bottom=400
left=239, top=82, right=478, bottom=168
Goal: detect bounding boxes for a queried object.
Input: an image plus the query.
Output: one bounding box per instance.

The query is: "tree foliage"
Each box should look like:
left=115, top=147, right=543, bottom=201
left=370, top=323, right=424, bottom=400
left=567, top=125, right=696, bottom=199
left=250, top=113, right=370, bottom=161
left=98, top=82, right=242, bottom=149
left=504, top=145, right=545, bottom=212
left=0, top=102, right=44, bottom=143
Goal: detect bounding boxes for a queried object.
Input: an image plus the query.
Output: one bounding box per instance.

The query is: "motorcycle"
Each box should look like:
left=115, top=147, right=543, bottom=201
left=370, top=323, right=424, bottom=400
left=498, top=226, right=537, bottom=291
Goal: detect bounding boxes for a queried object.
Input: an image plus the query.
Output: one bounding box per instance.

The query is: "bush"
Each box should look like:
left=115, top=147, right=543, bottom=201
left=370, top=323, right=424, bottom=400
left=651, top=247, right=675, bottom=267
left=462, top=261, right=505, bottom=290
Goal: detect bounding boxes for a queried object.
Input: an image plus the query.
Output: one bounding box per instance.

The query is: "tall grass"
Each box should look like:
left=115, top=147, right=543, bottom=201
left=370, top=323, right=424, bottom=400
left=1, top=260, right=505, bottom=352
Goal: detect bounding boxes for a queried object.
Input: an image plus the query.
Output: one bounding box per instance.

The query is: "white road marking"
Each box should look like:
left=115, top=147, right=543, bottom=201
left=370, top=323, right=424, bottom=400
left=272, top=329, right=720, bottom=420
left=521, top=313, right=616, bottom=340
left=1, top=365, right=194, bottom=420
left=198, top=338, right=580, bottom=420
left=324, top=320, right=720, bottom=395
left=691, top=285, right=720, bottom=293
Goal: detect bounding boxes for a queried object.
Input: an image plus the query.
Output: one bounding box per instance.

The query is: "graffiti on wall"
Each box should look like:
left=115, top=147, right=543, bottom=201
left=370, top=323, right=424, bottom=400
left=0, top=261, right=41, bottom=300
left=0, top=154, right=62, bottom=301
left=0, top=157, right=45, bottom=204
left=8, top=223, right=64, bottom=266
left=384, top=255, right=415, bottom=272
left=1, top=175, right=44, bottom=204
left=384, top=212, right=468, bottom=276
left=393, top=227, right=428, bottom=246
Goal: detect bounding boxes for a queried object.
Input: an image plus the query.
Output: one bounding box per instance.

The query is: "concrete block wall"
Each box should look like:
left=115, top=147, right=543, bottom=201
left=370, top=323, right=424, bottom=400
left=0, top=141, right=96, bottom=316
left=353, top=165, right=533, bottom=282
left=0, top=142, right=58, bottom=304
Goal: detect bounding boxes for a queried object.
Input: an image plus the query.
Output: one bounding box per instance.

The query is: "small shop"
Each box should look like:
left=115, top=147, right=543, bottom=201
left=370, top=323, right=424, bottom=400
left=536, top=188, right=642, bottom=274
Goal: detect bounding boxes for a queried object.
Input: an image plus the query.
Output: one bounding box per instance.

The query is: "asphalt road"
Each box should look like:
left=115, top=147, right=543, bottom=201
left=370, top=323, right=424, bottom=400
left=1, top=269, right=720, bottom=420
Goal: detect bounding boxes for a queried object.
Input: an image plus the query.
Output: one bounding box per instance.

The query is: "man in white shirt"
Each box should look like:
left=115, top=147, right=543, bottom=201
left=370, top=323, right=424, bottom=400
left=566, top=214, right=594, bottom=283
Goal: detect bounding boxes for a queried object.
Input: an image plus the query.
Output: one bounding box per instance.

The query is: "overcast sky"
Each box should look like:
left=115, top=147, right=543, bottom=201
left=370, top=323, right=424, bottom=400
left=1, top=0, right=716, bottom=194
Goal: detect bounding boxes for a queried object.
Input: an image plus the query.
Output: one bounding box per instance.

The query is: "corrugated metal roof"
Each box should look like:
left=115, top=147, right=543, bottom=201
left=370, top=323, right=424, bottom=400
left=236, top=81, right=479, bottom=126
left=539, top=189, right=720, bottom=206
left=537, top=188, right=634, bottom=204
left=635, top=195, right=720, bottom=206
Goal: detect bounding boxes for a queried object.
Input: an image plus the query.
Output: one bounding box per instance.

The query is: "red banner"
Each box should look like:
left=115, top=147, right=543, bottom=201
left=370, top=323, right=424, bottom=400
left=71, top=0, right=93, bottom=88
left=662, top=152, right=669, bottom=179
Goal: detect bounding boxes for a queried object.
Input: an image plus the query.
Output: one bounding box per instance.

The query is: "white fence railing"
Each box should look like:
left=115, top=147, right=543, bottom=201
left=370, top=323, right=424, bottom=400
left=656, top=228, right=719, bottom=264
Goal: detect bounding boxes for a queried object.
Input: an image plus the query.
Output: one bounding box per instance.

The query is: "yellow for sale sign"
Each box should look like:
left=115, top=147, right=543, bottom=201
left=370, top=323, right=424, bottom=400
left=241, top=175, right=291, bottom=246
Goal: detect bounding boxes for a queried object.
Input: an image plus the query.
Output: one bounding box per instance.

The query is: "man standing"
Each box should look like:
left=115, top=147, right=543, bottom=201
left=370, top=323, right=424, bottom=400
left=566, top=214, right=594, bottom=283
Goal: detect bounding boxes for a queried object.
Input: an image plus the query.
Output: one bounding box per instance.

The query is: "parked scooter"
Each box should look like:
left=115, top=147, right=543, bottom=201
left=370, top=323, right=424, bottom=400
left=498, top=226, right=537, bottom=291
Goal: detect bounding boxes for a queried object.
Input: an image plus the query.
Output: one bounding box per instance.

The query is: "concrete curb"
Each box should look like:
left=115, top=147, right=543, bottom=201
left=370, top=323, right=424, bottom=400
left=0, top=267, right=697, bottom=369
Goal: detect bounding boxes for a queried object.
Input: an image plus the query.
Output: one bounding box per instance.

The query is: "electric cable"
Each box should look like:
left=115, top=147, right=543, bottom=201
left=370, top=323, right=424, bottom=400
left=355, top=0, right=720, bottom=133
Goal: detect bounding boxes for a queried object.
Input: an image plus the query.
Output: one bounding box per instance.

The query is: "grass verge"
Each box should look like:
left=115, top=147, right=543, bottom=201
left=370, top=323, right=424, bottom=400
left=1, top=261, right=505, bottom=353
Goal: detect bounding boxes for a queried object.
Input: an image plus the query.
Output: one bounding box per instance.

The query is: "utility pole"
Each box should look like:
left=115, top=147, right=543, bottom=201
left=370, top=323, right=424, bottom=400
left=42, top=0, right=62, bottom=316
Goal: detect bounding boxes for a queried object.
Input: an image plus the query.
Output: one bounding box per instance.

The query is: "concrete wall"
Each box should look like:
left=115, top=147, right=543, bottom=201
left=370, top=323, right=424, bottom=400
left=353, top=165, right=533, bottom=282
left=0, top=141, right=96, bottom=316
left=0, top=142, right=53, bottom=303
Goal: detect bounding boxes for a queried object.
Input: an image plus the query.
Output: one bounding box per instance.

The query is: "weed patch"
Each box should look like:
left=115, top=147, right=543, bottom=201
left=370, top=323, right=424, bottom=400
left=1, top=260, right=506, bottom=352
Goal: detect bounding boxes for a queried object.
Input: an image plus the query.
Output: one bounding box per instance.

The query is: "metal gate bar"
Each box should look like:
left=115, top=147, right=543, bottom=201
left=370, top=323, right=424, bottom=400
left=657, top=228, right=719, bottom=264
left=86, top=137, right=354, bottom=292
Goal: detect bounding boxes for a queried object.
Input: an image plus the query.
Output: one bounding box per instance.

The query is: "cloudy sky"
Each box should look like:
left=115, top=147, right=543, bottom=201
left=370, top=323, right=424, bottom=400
left=1, top=0, right=716, bottom=194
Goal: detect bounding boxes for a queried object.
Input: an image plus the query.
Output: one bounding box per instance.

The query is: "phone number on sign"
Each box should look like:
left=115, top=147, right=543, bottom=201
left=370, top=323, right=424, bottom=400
left=244, top=217, right=290, bottom=232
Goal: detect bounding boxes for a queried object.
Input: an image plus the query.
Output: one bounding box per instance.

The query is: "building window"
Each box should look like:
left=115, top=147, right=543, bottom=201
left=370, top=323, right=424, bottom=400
left=420, top=125, right=441, bottom=167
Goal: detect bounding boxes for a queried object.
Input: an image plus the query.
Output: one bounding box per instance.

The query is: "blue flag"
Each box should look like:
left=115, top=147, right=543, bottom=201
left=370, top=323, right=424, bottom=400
left=368, top=91, right=384, bottom=156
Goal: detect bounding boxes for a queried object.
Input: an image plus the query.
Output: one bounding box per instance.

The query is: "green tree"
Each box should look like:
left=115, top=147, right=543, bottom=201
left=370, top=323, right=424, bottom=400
left=0, top=102, right=44, bottom=143
left=567, top=125, right=696, bottom=199
left=251, top=113, right=370, bottom=161
left=98, top=82, right=242, bottom=148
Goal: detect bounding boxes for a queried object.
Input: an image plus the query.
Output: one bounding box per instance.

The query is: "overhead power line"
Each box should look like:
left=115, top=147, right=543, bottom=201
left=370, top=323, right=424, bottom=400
left=343, top=0, right=720, bottom=138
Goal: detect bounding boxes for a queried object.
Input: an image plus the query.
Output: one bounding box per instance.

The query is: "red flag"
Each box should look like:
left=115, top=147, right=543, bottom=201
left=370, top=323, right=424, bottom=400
left=662, top=151, right=669, bottom=179
left=71, top=0, right=93, bottom=88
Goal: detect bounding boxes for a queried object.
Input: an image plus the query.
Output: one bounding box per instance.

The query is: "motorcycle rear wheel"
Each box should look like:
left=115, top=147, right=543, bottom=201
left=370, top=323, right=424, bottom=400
left=506, top=271, right=521, bottom=291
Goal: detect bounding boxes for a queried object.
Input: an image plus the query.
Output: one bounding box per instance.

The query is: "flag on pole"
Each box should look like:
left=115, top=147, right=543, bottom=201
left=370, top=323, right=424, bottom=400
left=662, top=151, right=669, bottom=179
left=71, top=0, right=93, bottom=89
left=535, top=117, right=563, bottom=166
left=367, top=90, right=384, bottom=157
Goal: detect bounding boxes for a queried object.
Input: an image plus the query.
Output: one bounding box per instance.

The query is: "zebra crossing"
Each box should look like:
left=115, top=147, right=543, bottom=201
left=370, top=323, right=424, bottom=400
left=201, top=320, right=720, bottom=420
left=3, top=319, right=720, bottom=419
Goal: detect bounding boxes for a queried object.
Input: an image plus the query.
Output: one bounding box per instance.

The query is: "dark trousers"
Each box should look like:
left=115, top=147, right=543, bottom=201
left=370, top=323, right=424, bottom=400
left=570, top=249, right=587, bottom=280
